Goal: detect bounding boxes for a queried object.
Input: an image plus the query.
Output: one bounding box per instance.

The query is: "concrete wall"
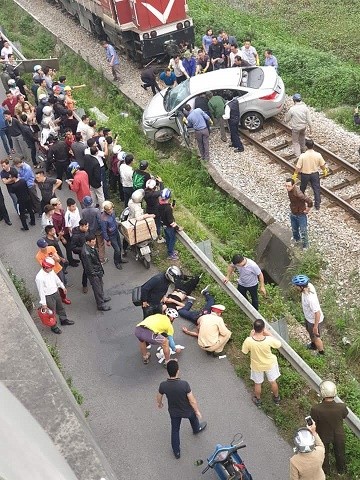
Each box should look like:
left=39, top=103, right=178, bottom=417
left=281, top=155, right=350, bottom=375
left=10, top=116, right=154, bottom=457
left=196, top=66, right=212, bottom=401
left=0, top=260, right=117, bottom=480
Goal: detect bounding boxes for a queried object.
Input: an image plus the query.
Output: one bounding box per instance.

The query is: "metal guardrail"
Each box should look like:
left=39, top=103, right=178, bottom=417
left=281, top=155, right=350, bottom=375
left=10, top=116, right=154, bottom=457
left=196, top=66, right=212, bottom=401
left=0, top=27, right=26, bottom=61
left=177, top=230, right=360, bottom=439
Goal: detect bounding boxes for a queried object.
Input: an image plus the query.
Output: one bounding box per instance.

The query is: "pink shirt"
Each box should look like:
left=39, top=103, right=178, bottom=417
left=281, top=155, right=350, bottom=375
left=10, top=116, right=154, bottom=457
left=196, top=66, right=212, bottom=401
left=70, top=170, right=90, bottom=202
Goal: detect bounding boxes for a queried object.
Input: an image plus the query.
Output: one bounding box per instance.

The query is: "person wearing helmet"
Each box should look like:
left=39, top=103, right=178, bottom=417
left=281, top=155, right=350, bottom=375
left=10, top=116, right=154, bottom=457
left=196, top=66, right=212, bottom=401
left=7, top=78, right=20, bottom=97
left=290, top=422, right=325, bottom=480
left=284, top=93, right=312, bottom=158
left=144, top=176, right=165, bottom=243
left=285, top=178, right=313, bottom=249
left=140, top=266, right=182, bottom=318
left=35, top=256, right=74, bottom=334
left=66, top=162, right=91, bottom=206
left=292, top=274, right=324, bottom=354
left=128, top=189, right=155, bottom=221
left=135, top=307, right=181, bottom=365
left=158, top=187, right=182, bottom=260
left=33, top=64, right=44, bottom=82
left=310, top=381, right=348, bottom=475
left=132, top=160, right=151, bottom=191
left=100, top=201, right=128, bottom=270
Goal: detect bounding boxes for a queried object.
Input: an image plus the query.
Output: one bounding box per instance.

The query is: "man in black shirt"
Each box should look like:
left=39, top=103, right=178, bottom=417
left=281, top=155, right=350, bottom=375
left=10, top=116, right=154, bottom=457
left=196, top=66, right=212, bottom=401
left=70, top=132, right=86, bottom=168
left=158, top=188, right=182, bottom=261
left=47, top=135, right=70, bottom=182
left=8, top=169, right=35, bottom=230
left=140, top=66, right=161, bottom=96
left=1, top=158, right=19, bottom=212
left=157, top=360, right=207, bottom=459
left=208, top=36, right=225, bottom=70
left=35, top=170, right=62, bottom=211
left=4, top=110, right=30, bottom=160
left=0, top=187, right=11, bottom=225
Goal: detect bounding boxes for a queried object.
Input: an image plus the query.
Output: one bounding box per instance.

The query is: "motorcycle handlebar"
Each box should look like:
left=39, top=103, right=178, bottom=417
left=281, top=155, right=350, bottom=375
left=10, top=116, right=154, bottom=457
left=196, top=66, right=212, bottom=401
left=201, top=465, right=210, bottom=474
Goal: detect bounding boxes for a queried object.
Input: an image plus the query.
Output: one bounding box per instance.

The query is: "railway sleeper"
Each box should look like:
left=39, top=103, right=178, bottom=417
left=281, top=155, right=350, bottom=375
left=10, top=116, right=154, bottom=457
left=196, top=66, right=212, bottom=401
left=271, top=140, right=290, bottom=151
left=330, top=175, right=360, bottom=191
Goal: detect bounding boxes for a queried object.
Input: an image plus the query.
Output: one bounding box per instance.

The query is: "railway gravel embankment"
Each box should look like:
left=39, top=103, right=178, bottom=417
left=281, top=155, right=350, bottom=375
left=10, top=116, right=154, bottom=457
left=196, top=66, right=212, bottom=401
left=13, top=0, right=360, bottom=308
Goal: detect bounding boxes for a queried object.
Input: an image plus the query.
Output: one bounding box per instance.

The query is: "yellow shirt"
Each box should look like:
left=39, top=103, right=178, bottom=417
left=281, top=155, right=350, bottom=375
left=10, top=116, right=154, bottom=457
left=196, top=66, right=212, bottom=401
left=241, top=335, right=281, bottom=371
left=197, top=313, right=231, bottom=348
left=137, top=314, right=174, bottom=336
left=296, top=150, right=325, bottom=174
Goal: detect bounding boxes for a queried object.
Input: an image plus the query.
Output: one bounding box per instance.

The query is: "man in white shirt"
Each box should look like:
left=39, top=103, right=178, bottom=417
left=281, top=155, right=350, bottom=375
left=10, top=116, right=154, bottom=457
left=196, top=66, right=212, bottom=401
left=285, top=93, right=312, bottom=157
left=35, top=257, right=74, bottom=334
left=119, top=153, right=134, bottom=206
left=292, top=274, right=324, bottom=354
left=65, top=198, right=81, bottom=235
left=1, top=41, right=13, bottom=61
left=76, top=115, right=93, bottom=142
left=241, top=39, right=259, bottom=67
left=229, top=44, right=242, bottom=67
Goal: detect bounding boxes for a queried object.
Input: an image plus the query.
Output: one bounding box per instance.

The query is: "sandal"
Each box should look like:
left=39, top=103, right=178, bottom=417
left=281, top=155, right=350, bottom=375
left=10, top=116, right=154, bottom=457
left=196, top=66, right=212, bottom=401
left=143, top=353, right=151, bottom=364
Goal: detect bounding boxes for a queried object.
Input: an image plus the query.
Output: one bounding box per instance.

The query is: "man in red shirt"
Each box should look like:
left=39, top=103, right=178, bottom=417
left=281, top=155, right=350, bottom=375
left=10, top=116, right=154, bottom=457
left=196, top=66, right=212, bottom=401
left=66, top=162, right=90, bottom=207
left=2, top=90, right=17, bottom=117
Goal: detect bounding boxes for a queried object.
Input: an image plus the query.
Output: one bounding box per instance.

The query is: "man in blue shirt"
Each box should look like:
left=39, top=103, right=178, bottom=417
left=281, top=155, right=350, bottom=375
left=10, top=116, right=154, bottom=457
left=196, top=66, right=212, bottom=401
left=184, top=104, right=212, bottom=161
left=0, top=105, right=11, bottom=156
left=159, top=68, right=176, bottom=87
left=101, top=41, right=121, bottom=82
left=264, top=49, right=278, bottom=71
left=13, top=157, right=41, bottom=214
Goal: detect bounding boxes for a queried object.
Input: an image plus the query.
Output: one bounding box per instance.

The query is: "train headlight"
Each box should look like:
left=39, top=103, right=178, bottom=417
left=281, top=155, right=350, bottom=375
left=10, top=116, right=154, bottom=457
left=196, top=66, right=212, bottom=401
left=176, top=22, right=183, bottom=30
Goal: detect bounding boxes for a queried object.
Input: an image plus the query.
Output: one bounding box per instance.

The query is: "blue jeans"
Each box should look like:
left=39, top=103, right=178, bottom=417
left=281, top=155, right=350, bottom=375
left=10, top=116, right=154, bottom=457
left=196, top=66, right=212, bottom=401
left=170, top=411, right=200, bottom=455
left=109, top=229, right=122, bottom=265
left=237, top=284, right=259, bottom=311
left=101, top=166, right=110, bottom=200
left=164, top=226, right=176, bottom=256
left=178, top=292, right=215, bottom=324
left=290, top=213, right=309, bottom=248
left=0, top=128, right=10, bottom=155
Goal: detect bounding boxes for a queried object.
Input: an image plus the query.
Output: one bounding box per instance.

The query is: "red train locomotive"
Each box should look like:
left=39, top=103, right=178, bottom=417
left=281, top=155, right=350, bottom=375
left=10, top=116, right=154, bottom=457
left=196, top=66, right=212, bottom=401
left=56, top=0, right=195, bottom=63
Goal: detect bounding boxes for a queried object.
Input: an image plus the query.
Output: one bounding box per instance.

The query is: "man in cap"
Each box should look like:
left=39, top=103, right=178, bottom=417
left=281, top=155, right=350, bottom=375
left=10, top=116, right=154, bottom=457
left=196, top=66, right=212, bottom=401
left=81, top=233, right=111, bottom=311
left=35, top=257, right=74, bottom=334
left=310, top=381, right=348, bottom=476
left=241, top=319, right=281, bottom=407
left=183, top=303, right=232, bottom=356
left=285, top=93, right=312, bottom=158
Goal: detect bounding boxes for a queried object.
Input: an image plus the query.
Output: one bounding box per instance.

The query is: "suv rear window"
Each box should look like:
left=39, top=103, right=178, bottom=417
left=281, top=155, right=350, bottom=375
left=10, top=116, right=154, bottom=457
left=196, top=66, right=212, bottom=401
left=244, top=67, right=264, bottom=89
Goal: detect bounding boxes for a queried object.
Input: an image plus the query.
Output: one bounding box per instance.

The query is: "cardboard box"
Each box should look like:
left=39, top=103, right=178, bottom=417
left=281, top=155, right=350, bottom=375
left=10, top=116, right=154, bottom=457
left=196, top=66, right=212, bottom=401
left=119, top=218, right=157, bottom=245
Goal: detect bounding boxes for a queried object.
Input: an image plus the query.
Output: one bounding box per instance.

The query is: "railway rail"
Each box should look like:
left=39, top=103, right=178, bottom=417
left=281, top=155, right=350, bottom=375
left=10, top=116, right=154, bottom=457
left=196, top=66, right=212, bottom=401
left=242, top=119, right=360, bottom=221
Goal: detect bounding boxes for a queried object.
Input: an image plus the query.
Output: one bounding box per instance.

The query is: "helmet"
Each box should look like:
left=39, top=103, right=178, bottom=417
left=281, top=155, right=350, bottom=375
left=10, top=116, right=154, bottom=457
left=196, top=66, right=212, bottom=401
left=113, top=145, right=122, bottom=154
left=120, top=207, right=130, bottom=222
left=293, top=428, right=315, bottom=453
left=131, top=189, right=145, bottom=203
left=83, top=196, right=93, bottom=207
left=47, top=133, right=58, bottom=142
left=161, top=188, right=171, bottom=200
left=165, top=265, right=182, bottom=283
left=64, top=86, right=72, bottom=91
left=7, top=79, right=15, bottom=86
left=41, top=117, right=52, bottom=128
left=42, top=257, right=55, bottom=269
left=319, top=380, right=337, bottom=398
left=146, top=179, right=156, bottom=190
left=33, top=64, right=42, bottom=72
left=102, top=200, right=114, bottom=212
left=139, top=160, right=148, bottom=170
left=165, top=308, right=179, bottom=319
left=293, top=93, right=302, bottom=101
left=291, top=275, right=309, bottom=287
left=42, top=106, right=53, bottom=116
left=68, top=161, right=80, bottom=176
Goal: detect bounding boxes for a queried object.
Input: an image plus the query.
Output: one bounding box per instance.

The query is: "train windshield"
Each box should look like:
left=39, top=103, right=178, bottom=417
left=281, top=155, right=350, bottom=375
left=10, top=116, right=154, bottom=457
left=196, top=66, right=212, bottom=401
left=164, top=80, right=190, bottom=112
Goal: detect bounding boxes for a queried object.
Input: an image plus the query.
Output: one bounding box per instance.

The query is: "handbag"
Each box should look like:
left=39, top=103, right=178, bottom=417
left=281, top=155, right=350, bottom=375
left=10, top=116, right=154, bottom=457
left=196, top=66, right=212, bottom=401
left=37, top=306, right=56, bottom=327
left=132, top=286, right=142, bottom=306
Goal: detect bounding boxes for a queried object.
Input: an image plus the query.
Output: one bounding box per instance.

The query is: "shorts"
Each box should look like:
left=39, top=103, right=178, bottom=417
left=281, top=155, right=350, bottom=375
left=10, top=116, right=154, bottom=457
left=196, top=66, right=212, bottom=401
left=250, top=363, right=280, bottom=384
left=135, top=326, right=166, bottom=345
left=305, top=320, right=321, bottom=339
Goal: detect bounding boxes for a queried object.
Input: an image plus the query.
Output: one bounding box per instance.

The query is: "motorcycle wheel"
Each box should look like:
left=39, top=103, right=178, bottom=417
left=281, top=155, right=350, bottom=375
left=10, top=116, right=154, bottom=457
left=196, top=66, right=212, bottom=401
left=142, top=257, right=151, bottom=269
left=226, top=464, right=241, bottom=479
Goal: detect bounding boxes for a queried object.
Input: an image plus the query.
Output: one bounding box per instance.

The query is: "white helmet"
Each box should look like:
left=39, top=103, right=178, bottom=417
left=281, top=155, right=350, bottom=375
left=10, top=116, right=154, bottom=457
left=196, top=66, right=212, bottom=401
left=33, top=64, right=42, bottom=72
left=165, top=265, right=182, bottom=283
left=146, top=179, right=156, bottom=189
left=42, top=106, right=53, bottom=116
left=113, top=145, right=122, bottom=154
left=165, top=308, right=179, bottom=319
left=7, top=79, right=15, bottom=86
left=131, top=189, right=145, bottom=203
left=102, top=201, right=114, bottom=212
left=319, top=380, right=337, bottom=398
left=41, top=117, right=52, bottom=128
left=293, top=428, right=315, bottom=453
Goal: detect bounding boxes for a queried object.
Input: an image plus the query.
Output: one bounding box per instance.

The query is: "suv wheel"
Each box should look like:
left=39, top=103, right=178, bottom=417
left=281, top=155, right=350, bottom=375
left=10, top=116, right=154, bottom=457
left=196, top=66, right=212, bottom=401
left=154, top=128, right=175, bottom=142
left=241, top=112, right=264, bottom=132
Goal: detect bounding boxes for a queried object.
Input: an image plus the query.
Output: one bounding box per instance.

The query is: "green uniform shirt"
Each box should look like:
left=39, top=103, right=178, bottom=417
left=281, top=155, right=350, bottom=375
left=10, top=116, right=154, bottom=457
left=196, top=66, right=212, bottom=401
left=208, top=95, right=225, bottom=119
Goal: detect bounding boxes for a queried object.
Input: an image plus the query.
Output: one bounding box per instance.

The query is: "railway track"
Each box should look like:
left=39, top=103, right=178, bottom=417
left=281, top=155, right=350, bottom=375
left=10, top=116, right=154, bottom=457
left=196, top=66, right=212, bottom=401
left=242, top=118, right=360, bottom=221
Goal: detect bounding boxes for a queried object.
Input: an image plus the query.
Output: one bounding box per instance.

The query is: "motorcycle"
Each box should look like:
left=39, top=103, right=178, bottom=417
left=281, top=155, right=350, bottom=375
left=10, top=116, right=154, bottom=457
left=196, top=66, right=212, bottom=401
left=118, top=208, right=153, bottom=269
left=202, top=434, right=253, bottom=480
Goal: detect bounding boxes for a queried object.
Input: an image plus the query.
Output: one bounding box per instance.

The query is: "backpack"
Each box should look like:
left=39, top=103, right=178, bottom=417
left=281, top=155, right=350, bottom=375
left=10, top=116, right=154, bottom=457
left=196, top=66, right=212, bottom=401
left=133, top=170, right=145, bottom=190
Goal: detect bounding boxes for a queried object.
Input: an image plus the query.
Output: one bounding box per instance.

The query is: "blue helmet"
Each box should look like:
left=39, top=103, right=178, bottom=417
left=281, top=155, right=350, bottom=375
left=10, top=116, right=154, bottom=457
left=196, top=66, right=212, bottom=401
left=293, top=93, right=302, bottom=102
left=68, top=161, right=80, bottom=176
left=291, top=274, right=309, bottom=287
left=161, top=188, right=171, bottom=200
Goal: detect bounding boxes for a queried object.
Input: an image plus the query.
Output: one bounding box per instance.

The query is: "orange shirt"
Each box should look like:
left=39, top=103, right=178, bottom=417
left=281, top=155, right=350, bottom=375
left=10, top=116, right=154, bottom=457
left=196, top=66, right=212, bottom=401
left=35, top=246, right=62, bottom=274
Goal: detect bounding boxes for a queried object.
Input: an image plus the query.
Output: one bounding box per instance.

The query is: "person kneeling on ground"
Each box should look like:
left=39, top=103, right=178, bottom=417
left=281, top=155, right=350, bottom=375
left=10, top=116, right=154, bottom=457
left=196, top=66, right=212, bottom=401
left=182, top=303, right=232, bottom=356
left=135, top=308, right=181, bottom=365
left=290, top=421, right=325, bottom=480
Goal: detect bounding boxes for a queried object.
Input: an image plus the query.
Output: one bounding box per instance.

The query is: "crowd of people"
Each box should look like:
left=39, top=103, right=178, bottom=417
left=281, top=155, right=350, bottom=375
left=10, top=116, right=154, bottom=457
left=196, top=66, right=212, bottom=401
left=0, top=32, right=350, bottom=478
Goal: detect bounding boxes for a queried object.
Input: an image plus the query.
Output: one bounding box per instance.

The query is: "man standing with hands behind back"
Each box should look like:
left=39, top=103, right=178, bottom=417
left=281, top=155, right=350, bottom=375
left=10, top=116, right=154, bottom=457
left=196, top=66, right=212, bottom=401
left=157, top=360, right=207, bottom=460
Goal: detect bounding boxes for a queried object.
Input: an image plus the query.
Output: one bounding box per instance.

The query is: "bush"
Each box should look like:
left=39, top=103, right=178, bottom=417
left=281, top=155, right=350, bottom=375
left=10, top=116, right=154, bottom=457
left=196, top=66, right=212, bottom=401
left=7, top=269, right=34, bottom=312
